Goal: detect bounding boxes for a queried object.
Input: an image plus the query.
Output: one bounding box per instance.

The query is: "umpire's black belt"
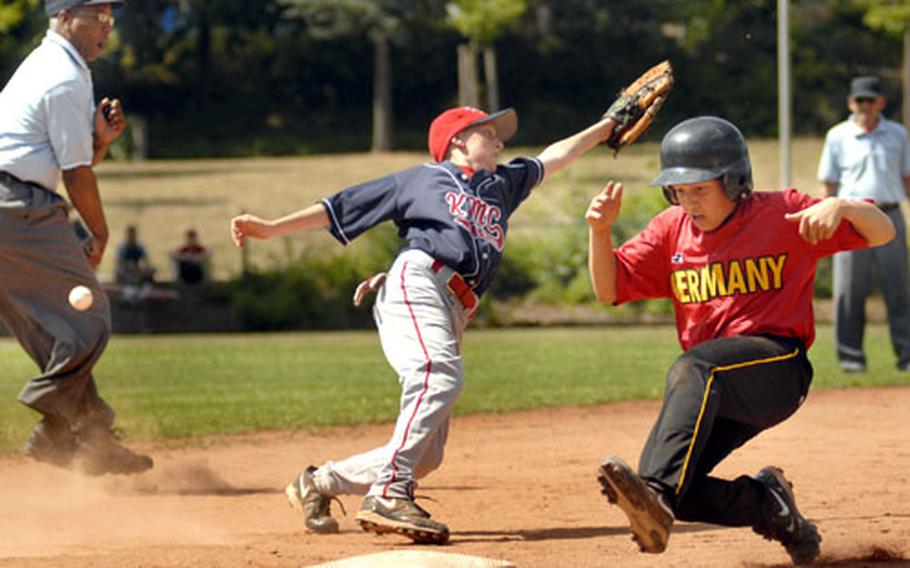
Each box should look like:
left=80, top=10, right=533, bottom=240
left=876, top=201, right=900, bottom=212
left=0, top=170, right=63, bottom=209
left=0, top=170, right=39, bottom=190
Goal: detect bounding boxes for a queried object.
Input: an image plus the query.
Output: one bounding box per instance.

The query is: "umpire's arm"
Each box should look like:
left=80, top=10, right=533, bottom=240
left=63, top=166, right=109, bottom=267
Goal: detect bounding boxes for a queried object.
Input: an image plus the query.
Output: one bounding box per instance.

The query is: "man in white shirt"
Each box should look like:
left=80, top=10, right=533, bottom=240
left=0, top=0, right=152, bottom=475
left=818, top=76, right=910, bottom=373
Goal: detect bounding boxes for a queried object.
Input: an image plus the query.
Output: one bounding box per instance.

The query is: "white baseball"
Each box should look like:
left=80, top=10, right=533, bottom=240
left=68, top=285, right=94, bottom=311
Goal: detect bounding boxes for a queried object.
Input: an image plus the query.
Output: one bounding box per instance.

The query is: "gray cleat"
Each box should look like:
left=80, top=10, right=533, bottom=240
left=23, top=415, right=78, bottom=469
left=286, top=466, right=340, bottom=534
left=355, top=495, right=449, bottom=544
left=76, top=425, right=153, bottom=476
left=598, top=456, right=674, bottom=553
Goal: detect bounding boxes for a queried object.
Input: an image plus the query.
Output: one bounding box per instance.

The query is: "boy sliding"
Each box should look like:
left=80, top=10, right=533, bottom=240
left=587, top=116, right=894, bottom=564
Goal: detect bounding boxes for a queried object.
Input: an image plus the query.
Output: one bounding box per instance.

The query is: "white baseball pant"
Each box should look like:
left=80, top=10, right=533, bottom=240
left=312, top=249, right=470, bottom=499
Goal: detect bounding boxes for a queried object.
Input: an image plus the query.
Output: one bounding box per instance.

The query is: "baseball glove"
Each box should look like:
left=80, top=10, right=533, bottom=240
left=603, top=60, right=674, bottom=155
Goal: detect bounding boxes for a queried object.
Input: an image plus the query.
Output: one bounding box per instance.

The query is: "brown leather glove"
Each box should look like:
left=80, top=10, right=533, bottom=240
left=603, top=60, right=674, bottom=155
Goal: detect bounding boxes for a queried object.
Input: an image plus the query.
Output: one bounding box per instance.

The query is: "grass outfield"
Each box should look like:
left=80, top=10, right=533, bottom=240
left=1, top=323, right=907, bottom=453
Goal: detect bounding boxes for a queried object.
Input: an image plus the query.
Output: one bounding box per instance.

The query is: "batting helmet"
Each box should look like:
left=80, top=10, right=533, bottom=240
left=650, top=116, right=753, bottom=205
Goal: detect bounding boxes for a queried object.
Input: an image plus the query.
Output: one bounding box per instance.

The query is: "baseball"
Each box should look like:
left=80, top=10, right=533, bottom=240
left=68, top=285, right=93, bottom=311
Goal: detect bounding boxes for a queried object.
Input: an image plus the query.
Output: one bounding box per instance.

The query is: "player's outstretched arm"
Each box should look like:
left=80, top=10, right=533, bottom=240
left=230, top=203, right=330, bottom=247
left=586, top=181, right=623, bottom=304
left=536, top=118, right=616, bottom=182
left=784, top=197, right=895, bottom=247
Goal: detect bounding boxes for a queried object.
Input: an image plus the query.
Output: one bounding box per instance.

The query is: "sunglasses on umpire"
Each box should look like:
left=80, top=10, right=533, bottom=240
left=853, top=97, right=876, bottom=105
left=67, top=8, right=115, bottom=27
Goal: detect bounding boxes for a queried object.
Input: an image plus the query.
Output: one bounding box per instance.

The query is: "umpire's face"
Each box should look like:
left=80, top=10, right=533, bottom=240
left=58, top=4, right=115, bottom=63
left=670, top=179, right=736, bottom=232
left=848, top=95, right=885, bottom=122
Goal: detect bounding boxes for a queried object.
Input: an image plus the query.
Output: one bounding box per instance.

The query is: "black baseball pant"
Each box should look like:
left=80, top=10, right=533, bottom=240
left=638, top=334, right=812, bottom=527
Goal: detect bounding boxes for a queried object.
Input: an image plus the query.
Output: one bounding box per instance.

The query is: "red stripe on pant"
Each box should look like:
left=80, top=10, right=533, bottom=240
left=382, top=260, right=433, bottom=499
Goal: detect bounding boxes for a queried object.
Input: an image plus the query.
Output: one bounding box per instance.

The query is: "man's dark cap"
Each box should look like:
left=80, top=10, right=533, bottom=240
left=850, top=76, right=882, bottom=98
left=46, top=0, right=124, bottom=17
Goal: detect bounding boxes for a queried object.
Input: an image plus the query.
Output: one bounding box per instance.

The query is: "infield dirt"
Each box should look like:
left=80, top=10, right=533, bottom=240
left=1, top=386, right=908, bottom=567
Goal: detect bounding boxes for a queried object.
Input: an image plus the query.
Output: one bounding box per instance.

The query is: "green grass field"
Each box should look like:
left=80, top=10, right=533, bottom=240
left=2, top=324, right=907, bottom=453
left=92, top=138, right=828, bottom=282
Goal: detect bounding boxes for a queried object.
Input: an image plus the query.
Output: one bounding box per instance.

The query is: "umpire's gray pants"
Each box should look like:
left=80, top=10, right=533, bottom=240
left=0, top=174, right=113, bottom=428
left=833, top=207, right=910, bottom=367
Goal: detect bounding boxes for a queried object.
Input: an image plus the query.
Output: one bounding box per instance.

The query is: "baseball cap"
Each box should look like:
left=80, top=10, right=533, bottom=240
left=849, top=76, right=881, bottom=99
left=428, top=107, right=518, bottom=162
left=46, top=0, right=124, bottom=17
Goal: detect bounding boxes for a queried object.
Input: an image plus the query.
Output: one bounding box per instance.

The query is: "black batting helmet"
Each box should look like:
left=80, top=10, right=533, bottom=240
left=650, top=116, right=753, bottom=205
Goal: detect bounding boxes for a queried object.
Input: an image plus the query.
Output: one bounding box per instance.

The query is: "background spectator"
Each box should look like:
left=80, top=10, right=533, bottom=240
left=170, top=228, right=212, bottom=285
left=115, top=224, right=155, bottom=285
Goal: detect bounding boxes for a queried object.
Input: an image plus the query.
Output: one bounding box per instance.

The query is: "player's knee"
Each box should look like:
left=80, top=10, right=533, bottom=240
left=665, top=354, right=703, bottom=392
left=78, top=321, right=110, bottom=360
left=434, top=361, right=465, bottom=397
left=672, top=492, right=700, bottom=522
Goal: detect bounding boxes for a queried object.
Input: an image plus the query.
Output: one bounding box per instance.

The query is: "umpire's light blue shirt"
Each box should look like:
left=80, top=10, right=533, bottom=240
left=0, top=30, right=95, bottom=193
left=817, top=115, right=910, bottom=204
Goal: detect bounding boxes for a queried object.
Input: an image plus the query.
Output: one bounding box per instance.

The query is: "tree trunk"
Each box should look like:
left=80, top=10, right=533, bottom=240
left=483, top=45, right=499, bottom=112
left=131, top=115, right=148, bottom=161
left=457, top=43, right=479, bottom=108
left=193, top=2, right=211, bottom=113
left=371, top=33, right=392, bottom=152
left=904, top=29, right=910, bottom=130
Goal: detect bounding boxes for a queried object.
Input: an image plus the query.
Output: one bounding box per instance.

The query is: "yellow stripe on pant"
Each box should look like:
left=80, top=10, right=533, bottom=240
left=674, top=348, right=801, bottom=495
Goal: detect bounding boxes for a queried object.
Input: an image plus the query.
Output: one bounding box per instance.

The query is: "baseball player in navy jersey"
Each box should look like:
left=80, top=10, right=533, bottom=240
left=231, top=106, right=618, bottom=543
left=586, top=117, right=895, bottom=564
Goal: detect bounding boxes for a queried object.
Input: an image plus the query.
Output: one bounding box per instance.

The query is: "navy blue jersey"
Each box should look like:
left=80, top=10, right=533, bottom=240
left=322, top=157, right=543, bottom=296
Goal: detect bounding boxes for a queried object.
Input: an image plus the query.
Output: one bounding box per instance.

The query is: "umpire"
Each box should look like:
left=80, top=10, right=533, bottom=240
left=818, top=76, right=910, bottom=373
left=0, top=0, right=152, bottom=475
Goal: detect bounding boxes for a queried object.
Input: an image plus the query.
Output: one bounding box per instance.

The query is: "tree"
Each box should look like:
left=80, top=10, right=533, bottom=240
left=857, top=1, right=910, bottom=127
left=0, top=0, right=44, bottom=83
left=282, top=0, right=426, bottom=152
left=446, top=0, right=526, bottom=111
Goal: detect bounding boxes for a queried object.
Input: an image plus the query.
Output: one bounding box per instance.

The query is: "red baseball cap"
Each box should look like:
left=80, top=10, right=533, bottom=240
left=427, top=107, right=518, bottom=162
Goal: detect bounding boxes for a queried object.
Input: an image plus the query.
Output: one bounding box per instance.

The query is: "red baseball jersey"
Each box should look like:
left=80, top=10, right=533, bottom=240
left=613, top=189, right=870, bottom=350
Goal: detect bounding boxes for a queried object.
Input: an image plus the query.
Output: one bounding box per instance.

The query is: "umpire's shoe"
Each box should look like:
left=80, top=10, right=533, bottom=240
left=753, top=467, right=821, bottom=565
left=285, top=466, right=339, bottom=534
left=356, top=495, right=449, bottom=544
left=23, top=415, right=78, bottom=468
left=598, top=456, right=674, bottom=553
left=76, top=426, right=154, bottom=476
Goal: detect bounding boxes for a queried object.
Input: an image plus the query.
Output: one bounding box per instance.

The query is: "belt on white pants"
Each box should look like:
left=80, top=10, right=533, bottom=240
left=431, top=259, right=479, bottom=319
